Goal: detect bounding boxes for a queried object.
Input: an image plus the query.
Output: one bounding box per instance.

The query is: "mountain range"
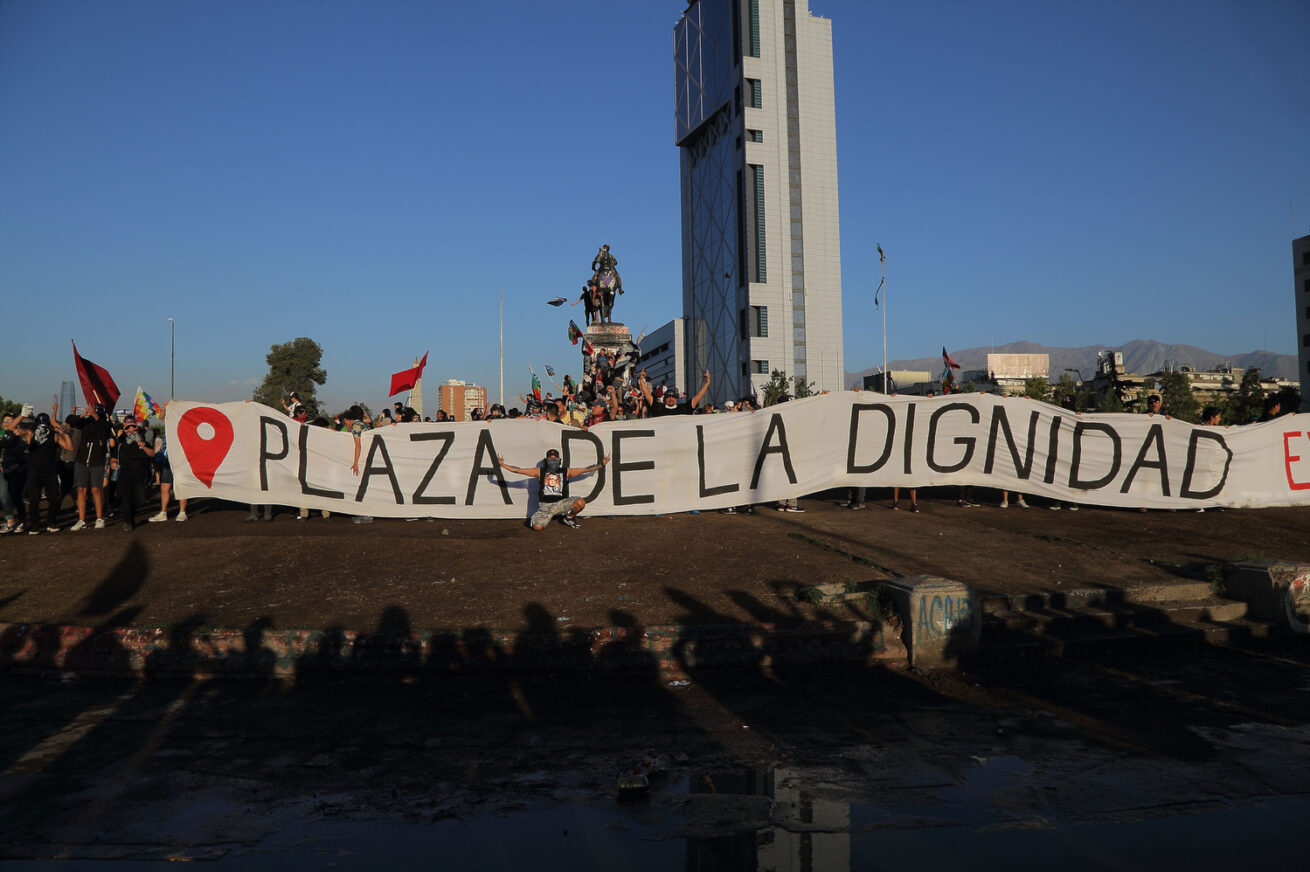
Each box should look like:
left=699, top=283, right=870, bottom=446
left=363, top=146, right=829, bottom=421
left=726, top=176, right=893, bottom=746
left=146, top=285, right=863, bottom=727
left=847, top=340, right=1299, bottom=387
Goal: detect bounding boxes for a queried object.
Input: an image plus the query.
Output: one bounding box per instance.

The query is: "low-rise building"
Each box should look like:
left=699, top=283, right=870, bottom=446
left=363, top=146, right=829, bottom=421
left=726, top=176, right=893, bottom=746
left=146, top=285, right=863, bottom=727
left=438, top=379, right=486, bottom=422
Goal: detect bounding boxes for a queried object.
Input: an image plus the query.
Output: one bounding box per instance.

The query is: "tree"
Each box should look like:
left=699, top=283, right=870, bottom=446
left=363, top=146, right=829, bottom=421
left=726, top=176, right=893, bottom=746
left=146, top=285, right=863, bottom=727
left=1223, top=368, right=1264, bottom=425
left=1022, top=377, right=1051, bottom=403
left=1051, top=373, right=1079, bottom=407
left=252, top=337, right=327, bottom=417
left=1158, top=371, right=1199, bottom=423
left=762, top=369, right=792, bottom=407
left=1096, top=389, right=1125, bottom=413
left=0, top=394, right=22, bottom=419
left=792, top=375, right=817, bottom=399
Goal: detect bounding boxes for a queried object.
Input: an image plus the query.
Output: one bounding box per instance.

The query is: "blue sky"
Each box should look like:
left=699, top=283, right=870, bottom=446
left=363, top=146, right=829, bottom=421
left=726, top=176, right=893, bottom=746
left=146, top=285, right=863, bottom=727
left=2, top=0, right=1307, bottom=412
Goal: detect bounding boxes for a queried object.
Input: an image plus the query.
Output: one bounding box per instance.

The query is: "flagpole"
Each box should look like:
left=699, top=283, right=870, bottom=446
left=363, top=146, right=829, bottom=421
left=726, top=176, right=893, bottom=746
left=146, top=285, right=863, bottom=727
left=879, top=246, right=888, bottom=395
left=168, top=317, right=175, bottom=400
left=498, top=285, right=504, bottom=407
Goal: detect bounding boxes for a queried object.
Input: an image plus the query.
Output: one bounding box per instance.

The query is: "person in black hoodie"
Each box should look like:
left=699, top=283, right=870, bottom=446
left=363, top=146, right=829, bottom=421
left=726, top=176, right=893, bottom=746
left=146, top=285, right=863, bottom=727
left=19, top=413, right=61, bottom=533
left=109, top=416, right=157, bottom=531
left=69, top=403, right=112, bottom=530
left=1, top=412, right=28, bottom=533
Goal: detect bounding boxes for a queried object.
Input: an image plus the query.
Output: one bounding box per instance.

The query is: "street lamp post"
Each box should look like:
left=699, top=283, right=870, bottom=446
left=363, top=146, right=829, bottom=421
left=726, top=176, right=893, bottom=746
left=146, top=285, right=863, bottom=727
left=169, top=317, right=175, bottom=400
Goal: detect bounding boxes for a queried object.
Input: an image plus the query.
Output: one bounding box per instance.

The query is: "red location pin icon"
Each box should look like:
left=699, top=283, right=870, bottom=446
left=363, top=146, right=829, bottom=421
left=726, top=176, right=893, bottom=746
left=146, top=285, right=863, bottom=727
left=176, top=407, right=235, bottom=488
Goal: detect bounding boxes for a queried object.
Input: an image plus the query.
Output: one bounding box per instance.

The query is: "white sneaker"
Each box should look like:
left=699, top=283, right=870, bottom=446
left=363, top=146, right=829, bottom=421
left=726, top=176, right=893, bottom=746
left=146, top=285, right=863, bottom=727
left=175, top=512, right=188, bottom=522
left=1017, top=498, right=1029, bottom=509
left=45, top=527, right=59, bottom=533
left=69, top=520, right=87, bottom=531
left=148, top=512, right=168, bottom=523
left=999, top=501, right=1009, bottom=509
left=94, top=517, right=106, bottom=529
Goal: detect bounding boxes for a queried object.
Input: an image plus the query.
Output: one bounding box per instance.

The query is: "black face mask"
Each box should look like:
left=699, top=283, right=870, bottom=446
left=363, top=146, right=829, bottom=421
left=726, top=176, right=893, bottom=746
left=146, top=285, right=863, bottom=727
left=543, top=456, right=562, bottom=475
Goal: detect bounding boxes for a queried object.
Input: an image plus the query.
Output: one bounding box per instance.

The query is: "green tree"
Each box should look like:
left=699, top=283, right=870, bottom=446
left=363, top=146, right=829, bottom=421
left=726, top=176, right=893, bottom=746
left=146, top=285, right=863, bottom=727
left=1223, top=368, right=1264, bottom=425
left=762, top=369, right=792, bottom=407
left=1096, top=390, right=1125, bottom=413
left=1051, top=373, right=1079, bottom=407
left=0, top=394, right=22, bottom=419
left=1158, top=371, right=1200, bottom=423
left=792, top=375, right=817, bottom=398
left=252, top=337, right=327, bottom=417
left=1022, top=377, right=1051, bottom=403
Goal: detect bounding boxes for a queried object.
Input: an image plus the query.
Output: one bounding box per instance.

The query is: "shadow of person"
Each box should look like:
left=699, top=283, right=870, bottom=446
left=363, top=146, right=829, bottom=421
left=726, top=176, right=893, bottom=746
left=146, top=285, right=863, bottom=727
left=511, top=602, right=590, bottom=675
left=236, top=616, right=277, bottom=680
left=295, top=624, right=352, bottom=679
left=352, top=605, right=419, bottom=676
left=64, top=606, right=144, bottom=676
left=594, top=608, right=659, bottom=676
left=143, top=612, right=209, bottom=679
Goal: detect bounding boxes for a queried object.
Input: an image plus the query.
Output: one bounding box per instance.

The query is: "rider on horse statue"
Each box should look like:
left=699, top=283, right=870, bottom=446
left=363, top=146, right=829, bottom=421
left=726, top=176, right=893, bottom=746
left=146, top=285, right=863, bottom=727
left=590, top=244, right=623, bottom=324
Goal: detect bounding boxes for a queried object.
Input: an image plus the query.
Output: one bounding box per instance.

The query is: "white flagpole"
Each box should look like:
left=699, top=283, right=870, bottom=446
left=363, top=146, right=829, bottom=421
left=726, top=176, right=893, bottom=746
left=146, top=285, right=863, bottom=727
left=880, top=245, right=888, bottom=395
left=498, top=285, right=504, bottom=407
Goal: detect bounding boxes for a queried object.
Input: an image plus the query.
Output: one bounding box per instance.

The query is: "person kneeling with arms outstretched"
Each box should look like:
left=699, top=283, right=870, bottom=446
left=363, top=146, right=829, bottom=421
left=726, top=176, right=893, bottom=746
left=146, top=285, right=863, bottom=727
left=497, top=448, right=610, bottom=530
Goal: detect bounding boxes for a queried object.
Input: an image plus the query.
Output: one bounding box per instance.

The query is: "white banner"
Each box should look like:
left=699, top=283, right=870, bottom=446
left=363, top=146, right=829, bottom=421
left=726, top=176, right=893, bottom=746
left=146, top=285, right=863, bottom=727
left=166, top=395, right=1310, bottom=518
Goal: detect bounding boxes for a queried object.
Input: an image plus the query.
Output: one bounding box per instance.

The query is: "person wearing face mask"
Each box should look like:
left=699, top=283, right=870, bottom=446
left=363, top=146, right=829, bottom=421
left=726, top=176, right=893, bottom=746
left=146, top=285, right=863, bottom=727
left=496, top=448, right=610, bottom=530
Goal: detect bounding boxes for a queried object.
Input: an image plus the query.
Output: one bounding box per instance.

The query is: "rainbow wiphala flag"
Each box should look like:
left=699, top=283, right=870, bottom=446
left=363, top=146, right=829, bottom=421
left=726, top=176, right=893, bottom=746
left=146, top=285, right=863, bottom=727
left=133, top=386, right=163, bottom=421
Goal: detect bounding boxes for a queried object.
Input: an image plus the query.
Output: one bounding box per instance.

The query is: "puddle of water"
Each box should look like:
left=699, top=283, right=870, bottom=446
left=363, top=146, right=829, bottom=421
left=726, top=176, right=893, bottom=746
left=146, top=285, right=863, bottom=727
left=2, top=783, right=1306, bottom=871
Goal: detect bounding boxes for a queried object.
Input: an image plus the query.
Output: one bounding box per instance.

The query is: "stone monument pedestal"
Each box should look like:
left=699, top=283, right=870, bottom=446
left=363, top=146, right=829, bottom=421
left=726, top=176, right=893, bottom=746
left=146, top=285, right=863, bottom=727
left=585, top=322, right=631, bottom=348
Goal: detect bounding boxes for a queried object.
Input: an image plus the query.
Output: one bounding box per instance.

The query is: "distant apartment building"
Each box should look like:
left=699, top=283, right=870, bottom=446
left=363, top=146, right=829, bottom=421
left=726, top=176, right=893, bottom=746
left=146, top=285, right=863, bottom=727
left=438, top=379, right=486, bottom=422
left=985, top=353, right=1050, bottom=395
left=675, top=0, right=844, bottom=406
left=1297, top=233, right=1310, bottom=411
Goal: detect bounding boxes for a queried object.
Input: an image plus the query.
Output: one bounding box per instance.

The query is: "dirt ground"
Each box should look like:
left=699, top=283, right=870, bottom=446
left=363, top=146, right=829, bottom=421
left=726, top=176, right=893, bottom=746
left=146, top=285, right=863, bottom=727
left=2, top=488, right=1308, bottom=634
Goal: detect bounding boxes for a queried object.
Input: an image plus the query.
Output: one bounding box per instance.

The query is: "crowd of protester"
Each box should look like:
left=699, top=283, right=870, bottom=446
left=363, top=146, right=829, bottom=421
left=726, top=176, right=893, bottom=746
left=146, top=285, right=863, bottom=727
left=0, top=379, right=1297, bottom=535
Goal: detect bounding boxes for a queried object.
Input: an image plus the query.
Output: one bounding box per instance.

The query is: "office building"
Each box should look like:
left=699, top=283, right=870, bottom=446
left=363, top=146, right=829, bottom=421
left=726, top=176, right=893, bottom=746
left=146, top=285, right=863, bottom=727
left=634, top=318, right=687, bottom=396
left=675, top=0, right=843, bottom=405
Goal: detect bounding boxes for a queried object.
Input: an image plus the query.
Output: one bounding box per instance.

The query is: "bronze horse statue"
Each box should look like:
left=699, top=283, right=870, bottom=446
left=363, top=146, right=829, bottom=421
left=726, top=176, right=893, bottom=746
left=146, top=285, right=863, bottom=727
left=590, top=244, right=623, bottom=324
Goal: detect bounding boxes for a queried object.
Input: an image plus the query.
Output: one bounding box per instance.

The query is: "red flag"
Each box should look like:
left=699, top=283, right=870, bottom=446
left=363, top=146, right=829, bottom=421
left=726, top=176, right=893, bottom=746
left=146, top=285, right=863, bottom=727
left=942, top=346, right=961, bottom=370
left=72, top=341, right=120, bottom=410
left=389, top=351, right=429, bottom=397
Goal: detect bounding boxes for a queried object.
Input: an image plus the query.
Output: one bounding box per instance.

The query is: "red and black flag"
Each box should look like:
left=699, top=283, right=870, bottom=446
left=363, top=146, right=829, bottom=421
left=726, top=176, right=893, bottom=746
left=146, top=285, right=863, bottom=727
left=940, top=346, right=961, bottom=394
left=72, top=340, right=120, bottom=410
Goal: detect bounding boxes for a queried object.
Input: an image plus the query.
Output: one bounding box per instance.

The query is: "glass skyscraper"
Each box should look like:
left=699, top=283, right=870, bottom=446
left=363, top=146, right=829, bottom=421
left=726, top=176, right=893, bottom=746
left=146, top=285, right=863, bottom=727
left=675, top=0, right=843, bottom=403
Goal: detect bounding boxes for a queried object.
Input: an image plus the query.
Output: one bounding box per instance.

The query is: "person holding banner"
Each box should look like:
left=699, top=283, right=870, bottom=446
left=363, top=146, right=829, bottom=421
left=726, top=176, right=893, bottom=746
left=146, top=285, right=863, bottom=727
left=496, top=448, right=611, bottom=531
left=642, top=368, right=711, bottom=416
left=343, top=405, right=374, bottom=524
